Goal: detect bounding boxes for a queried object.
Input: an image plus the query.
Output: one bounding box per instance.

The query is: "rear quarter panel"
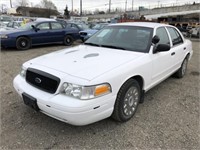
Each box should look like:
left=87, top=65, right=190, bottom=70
left=64, top=28, right=80, bottom=40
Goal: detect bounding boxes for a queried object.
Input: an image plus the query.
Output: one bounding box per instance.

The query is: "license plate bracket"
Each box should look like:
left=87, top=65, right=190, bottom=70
left=22, top=93, right=39, bottom=111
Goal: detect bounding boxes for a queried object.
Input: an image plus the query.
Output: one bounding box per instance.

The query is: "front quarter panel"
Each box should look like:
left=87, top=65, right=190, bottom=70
left=2, top=29, right=36, bottom=48
left=91, top=52, right=152, bottom=96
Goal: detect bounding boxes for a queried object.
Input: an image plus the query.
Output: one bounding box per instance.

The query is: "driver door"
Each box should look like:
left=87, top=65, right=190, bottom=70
left=151, top=27, right=175, bottom=85
left=31, top=22, right=51, bottom=44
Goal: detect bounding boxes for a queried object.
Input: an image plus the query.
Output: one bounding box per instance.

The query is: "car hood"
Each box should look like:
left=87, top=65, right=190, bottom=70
left=0, top=28, right=7, bottom=31
left=0, top=29, right=27, bottom=35
left=29, top=45, right=145, bottom=81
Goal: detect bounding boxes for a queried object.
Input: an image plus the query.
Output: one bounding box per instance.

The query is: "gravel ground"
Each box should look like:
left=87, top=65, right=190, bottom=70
left=0, top=40, right=199, bottom=149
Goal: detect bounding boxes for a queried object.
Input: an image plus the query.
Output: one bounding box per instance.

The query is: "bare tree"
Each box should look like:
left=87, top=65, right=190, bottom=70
left=16, top=0, right=29, bottom=7
left=40, top=0, right=57, bottom=10
left=34, top=4, right=42, bottom=8
left=0, top=4, right=7, bottom=14
left=94, top=8, right=99, bottom=15
left=64, top=5, right=70, bottom=19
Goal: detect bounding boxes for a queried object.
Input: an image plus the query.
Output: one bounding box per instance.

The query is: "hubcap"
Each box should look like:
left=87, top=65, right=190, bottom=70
left=21, top=41, right=26, bottom=47
left=66, top=38, right=71, bottom=43
left=123, top=86, right=139, bottom=116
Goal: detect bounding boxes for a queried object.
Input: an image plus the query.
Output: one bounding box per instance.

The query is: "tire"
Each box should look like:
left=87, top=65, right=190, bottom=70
left=64, top=35, right=74, bottom=46
left=174, top=56, right=188, bottom=78
left=16, top=37, right=31, bottom=50
left=81, top=37, right=85, bottom=42
left=112, top=79, right=141, bottom=122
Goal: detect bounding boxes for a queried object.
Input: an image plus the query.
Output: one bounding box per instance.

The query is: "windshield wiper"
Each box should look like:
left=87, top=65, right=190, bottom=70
left=101, top=45, right=126, bottom=50
left=84, top=42, right=100, bottom=47
left=84, top=43, right=126, bottom=50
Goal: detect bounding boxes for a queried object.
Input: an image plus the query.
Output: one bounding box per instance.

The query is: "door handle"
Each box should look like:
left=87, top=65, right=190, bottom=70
left=171, top=52, right=175, bottom=56
left=183, top=47, right=186, bottom=50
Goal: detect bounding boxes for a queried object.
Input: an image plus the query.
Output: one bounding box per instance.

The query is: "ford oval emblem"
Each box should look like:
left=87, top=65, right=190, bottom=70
left=35, top=77, right=42, bottom=84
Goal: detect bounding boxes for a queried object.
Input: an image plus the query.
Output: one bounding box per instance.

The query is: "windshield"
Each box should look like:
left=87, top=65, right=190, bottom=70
left=85, top=26, right=153, bottom=53
left=18, top=22, right=36, bottom=30
left=78, top=24, right=89, bottom=30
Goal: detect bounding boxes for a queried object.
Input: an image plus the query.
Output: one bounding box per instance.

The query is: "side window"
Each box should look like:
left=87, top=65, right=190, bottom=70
left=156, top=27, right=170, bottom=45
left=51, top=22, right=63, bottom=29
left=167, top=27, right=183, bottom=46
left=37, top=23, right=50, bottom=30
left=7, top=22, right=12, bottom=27
left=14, top=22, right=18, bottom=27
left=71, top=24, right=79, bottom=30
left=66, top=24, right=72, bottom=28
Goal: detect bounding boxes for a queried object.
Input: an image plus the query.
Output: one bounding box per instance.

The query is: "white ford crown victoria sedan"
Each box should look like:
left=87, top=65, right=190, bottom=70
left=13, top=22, right=193, bottom=126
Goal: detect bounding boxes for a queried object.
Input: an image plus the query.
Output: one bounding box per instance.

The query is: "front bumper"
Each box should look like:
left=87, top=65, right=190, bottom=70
left=13, top=75, right=116, bottom=126
left=1, top=38, right=16, bottom=48
left=80, top=33, right=91, bottom=40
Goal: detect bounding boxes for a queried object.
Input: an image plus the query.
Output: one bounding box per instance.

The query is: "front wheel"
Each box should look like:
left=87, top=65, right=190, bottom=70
left=16, top=37, right=31, bottom=50
left=112, top=79, right=141, bottom=122
left=174, top=56, right=188, bottom=78
left=64, top=35, right=74, bottom=46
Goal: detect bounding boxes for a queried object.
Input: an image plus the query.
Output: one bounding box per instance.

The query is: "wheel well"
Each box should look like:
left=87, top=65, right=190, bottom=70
left=17, top=36, right=31, bottom=41
left=186, top=53, right=190, bottom=59
left=65, top=34, right=73, bottom=37
left=131, top=75, right=144, bottom=90
left=118, top=75, right=145, bottom=104
left=65, top=34, right=75, bottom=40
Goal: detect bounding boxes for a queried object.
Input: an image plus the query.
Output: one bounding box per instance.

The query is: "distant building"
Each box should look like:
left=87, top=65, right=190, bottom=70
left=70, top=16, right=88, bottom=22
left=16, top=7, right=59, bottom=18
left=7, top=8, right=17, bottom=15
left=139, top=6, right=148, bottom=11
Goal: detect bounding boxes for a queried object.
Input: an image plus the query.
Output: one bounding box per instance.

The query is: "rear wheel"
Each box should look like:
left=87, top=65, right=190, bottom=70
left=16, top=37, right=31, bottom=50
left=64, top=35, right=74, bottom=46
left=112, top=79, right=141, bottom=122
left=174, top=56, right=188, bottom=78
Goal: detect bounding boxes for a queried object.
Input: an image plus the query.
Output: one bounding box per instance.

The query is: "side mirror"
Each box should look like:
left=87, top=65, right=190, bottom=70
left=31, top=25, right=40, bottom=32
left=152, top=35, right=160, bottom=44
left=153, top=44, right=170, bottom=53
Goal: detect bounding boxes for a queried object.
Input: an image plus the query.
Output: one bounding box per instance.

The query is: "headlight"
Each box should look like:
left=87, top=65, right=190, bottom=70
left=20, top=67, right=27, bottom=78
left=0, top=35, right=8, bottom=39
left=88, top=33, right=92, bottom=36
left=61, top=82, right=111, bottom=100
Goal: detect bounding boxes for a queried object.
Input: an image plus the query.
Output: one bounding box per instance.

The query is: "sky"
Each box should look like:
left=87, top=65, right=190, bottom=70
left=1, top=0, right=199, bottom=13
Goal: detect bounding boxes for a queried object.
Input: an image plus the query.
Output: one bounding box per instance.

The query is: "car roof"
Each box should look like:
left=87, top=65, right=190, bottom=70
left=35, top=18, right=56, bottom=22
left=110, top=22, right=172, bottom=28
left=34, top=20, right=58, bottom=23
left=98, top=23, right=109, bottom=25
